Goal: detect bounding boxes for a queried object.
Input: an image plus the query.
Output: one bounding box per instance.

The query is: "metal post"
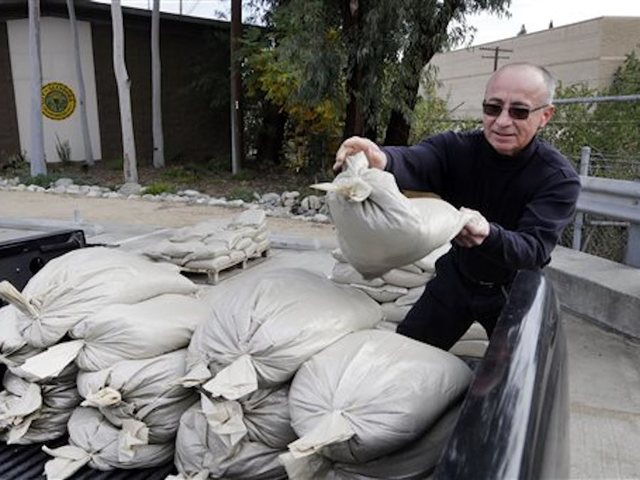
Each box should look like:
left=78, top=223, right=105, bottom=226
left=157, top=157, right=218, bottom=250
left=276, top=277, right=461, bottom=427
left=625, top=225, right=640, bottom=268
left=572, top=146, right=591, bottom=250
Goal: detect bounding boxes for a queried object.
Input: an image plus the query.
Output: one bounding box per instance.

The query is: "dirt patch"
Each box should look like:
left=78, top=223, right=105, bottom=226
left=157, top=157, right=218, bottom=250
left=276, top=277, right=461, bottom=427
left=0, top=190, right=337, bottom=243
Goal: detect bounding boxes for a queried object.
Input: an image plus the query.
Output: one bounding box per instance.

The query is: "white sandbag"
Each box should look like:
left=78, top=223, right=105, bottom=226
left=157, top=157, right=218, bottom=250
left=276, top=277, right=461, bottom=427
left=174, top=402, right=287, bottom=480
left=144, top=240, right=231, bottom=264
left=413, top=242, right=451, bottom=273
left=77, top=349, right=197, bottom=445
left=449, top=323, right=489, bottom=358
left=312, top=153, right=476, bottom=278
left=43, top=407, right=174, bottom=480
left=0, top=247, right=197, bottom=348
left=19, top=294, right=210, bottom=380
left=228, top=209, right=267, bottom=229
left=329, top=262, right=385, bottom=288
left=351, top=284, right=407, bottom=303
left=394, top=286, right=426, bottom=307
left=199, top=385, right=296, bottom=450
left=170, top=219, right=229, bottom=243
left=0, top=305, right=42, bottom=367
left=0, top=368, right=80, bottom=444
left=283, top=403, right=461, bottom=480
left=380, top=302, right=411, bottom=324
left=288, top=330, right=472, bottom=463
left=185, top=268, right=382, bottom=400
left=381, top=268, right=432, bottom=289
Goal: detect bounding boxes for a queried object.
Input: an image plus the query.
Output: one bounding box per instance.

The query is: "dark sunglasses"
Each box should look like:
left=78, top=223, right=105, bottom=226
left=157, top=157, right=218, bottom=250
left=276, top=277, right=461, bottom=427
left=482, top=101, right=549, bottom=120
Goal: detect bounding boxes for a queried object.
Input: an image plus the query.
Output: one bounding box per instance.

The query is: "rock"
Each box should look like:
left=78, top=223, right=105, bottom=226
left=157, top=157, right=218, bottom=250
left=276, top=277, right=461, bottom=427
left=118, top=182, right=142, bottom=196
left=54, top=177, right=74, bottom=188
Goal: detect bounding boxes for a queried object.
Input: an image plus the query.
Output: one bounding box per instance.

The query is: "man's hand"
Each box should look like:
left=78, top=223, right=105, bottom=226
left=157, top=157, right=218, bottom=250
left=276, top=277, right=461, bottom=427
left=334, top=136, right=387, bottom=172
left=454, top=208, right=490, bottom=248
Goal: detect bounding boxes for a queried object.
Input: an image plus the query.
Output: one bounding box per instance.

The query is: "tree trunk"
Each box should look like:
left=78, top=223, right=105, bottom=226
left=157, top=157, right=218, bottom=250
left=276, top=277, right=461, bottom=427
left=342, top=0, right=366, bottom=139
left=28, top=0, right=46, bottom=176
left=151, top=0, right=165, bottom=168
left=230, top=0, right=244, bottom=174
left=384, top=0, right=464, bottom=146
left=111, top=0, right=138, bottom=184
left=256, top=102, right=286, bottom=166
left=66, top=0, right=94, bottom=166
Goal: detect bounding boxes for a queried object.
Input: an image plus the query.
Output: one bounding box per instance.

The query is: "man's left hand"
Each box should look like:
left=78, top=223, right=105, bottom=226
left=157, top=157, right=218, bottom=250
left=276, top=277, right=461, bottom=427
left=454, top=208, right=490, bottom=248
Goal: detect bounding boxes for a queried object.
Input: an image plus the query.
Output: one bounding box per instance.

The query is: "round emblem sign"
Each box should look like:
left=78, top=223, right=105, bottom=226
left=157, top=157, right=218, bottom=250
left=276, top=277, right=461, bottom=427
left=41, top=82, right=76, bottom=120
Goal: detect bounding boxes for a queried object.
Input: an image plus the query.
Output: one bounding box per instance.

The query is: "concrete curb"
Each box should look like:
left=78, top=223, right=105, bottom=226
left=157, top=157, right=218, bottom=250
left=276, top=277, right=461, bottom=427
left=547, top=246, right=640, bottom=340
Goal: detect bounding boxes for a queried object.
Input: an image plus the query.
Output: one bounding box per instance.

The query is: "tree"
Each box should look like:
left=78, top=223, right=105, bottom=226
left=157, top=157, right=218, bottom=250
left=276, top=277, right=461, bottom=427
left=111, top=0, right=138, bottom=184
left=66, top=0, right=94, bottom=166
left=151, top=0, right=165, bottom=168
left=28, top=0, right=46, bottom=176
left=383, top=0, right=510, bottom=146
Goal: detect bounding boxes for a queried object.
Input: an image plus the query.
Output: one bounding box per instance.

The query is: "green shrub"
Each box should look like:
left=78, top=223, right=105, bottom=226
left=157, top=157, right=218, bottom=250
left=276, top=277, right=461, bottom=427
left=143, top=182, right=177, bottom=195
left=228, top=186, right=256, bottom=202
left=21, top=173, right=60, bottom=188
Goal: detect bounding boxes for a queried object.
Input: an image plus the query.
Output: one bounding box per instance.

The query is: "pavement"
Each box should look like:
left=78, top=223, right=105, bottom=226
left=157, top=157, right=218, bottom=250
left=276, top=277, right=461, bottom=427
left=0, top=193, right=639, bottom=479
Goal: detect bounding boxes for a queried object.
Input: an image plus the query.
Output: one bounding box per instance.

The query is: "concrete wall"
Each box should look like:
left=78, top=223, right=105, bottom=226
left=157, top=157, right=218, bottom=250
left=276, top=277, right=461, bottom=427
left=430, top=17, right=640, bottom=118
left=0, top=22, right=20, bottom=158
left=7, top=17, right=102, bottom=163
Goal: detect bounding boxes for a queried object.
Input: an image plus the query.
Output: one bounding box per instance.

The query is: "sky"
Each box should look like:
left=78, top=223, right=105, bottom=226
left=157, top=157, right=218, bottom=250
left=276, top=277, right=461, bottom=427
left=93, top=0, right=640, bottom=47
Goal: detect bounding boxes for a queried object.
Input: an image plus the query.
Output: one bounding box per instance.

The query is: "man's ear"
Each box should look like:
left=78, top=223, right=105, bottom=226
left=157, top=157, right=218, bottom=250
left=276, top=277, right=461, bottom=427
left=539, top=104, right=555, bottom=128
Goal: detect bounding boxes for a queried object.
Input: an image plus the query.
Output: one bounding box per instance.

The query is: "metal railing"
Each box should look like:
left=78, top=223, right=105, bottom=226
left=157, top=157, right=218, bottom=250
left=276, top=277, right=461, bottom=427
left=571, top=146, right=640, bottom=267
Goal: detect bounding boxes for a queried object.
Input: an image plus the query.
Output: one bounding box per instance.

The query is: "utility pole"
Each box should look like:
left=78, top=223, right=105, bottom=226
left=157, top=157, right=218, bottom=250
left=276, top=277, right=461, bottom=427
left=480, top=46, right=513, bottom=71
left=230, top=0, right=244, bottom=174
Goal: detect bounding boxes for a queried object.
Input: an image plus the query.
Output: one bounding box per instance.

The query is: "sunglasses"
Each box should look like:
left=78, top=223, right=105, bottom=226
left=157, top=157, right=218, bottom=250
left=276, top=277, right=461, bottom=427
left=482, top=101, right=549, bottom=120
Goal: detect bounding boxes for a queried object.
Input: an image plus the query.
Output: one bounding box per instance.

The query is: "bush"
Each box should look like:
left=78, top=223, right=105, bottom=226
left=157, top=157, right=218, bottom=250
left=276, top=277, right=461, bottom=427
left=143, top=182, right=177, bottom=195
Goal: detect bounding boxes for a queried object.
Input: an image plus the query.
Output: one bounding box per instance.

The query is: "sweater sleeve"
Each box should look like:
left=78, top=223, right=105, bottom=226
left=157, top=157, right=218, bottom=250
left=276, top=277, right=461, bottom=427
left=476, top=171, right=581, bottom=270
left=382, top=133, right=450, bottom=194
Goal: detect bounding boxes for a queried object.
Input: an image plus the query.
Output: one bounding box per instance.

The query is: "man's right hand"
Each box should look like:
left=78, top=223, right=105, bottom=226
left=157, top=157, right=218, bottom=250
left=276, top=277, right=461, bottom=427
left=334, top=136, right=388, bottom=172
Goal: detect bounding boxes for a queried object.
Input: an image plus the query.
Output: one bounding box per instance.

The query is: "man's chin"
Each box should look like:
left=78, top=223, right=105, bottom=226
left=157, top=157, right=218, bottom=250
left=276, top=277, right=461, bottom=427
left=488, top=138, right=517, bottom=156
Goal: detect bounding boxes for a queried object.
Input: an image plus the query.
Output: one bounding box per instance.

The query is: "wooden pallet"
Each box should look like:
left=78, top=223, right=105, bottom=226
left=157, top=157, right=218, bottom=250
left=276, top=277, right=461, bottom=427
left=180, top=246, right=270, bottom=285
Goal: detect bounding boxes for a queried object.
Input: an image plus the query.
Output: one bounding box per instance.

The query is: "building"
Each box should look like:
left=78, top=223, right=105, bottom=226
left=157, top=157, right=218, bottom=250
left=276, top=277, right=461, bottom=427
left=429, top=16, right=640, bottom=118
left=0, top=0, right=231, bottom=165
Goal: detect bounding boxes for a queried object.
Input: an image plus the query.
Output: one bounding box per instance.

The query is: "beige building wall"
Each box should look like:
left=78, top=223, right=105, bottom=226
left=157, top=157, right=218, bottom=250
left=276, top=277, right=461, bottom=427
left=429, top=17, right=640, bottom=119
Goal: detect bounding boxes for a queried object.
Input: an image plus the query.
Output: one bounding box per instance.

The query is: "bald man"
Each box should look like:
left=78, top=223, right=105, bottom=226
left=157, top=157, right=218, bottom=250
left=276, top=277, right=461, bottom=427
left=334, top=63, right=580, bottom=350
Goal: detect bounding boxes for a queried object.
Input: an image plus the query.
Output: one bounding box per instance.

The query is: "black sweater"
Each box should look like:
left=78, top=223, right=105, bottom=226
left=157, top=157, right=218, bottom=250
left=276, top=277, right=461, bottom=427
left=383, top=130, right=581, bottom=285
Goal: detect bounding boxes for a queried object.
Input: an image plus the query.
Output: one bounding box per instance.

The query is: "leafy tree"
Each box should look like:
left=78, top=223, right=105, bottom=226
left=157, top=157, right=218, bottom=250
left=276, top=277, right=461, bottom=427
left=239, top=0, right=510, bottom=172
left=538, top=50, right=640, bottom=179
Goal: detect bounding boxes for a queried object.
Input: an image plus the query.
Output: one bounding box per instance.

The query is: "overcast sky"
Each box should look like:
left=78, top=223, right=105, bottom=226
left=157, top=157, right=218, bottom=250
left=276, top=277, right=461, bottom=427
left=94, top=0, right=640, bottom=46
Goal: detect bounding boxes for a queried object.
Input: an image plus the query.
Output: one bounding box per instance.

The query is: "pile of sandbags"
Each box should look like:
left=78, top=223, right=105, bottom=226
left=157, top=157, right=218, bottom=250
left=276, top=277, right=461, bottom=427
left=312, top=152, right=479, bottom=279
left=144, top=209, right=270, bottom=273
left=0, top=247, right=211, bottom=478
left=329, top=244, right=450, bottom=331
left=173, top=268, right=383, bottom=479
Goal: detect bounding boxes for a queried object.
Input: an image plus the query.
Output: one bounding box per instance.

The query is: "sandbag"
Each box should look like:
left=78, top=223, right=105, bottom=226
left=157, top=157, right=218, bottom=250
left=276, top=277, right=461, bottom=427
left=312, top=153, right=475, bottom=278
left=77, top=349, right=198, bottom=445
left=0, top=367, right=80, bottom=444
left=0, top=247, right=197, bottom=348
left=198, top=384, right=297, bottom=451
left=19, top=294, right=210, bottom=380
left=185, top=268, right=382, bottom=400
left=43, top=407, right=174, bottom=480
left=173, top=402, right=287, bottom=480
left=283, top=402, right=462, bottom=480
left=288, top=330, right=472, bottom=463
left=0, top=305, right=42, bottom=367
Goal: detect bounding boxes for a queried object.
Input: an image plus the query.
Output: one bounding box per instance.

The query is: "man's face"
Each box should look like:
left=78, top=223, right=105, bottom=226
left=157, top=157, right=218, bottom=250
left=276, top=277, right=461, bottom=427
left=482, top=67, right=555, bottom=156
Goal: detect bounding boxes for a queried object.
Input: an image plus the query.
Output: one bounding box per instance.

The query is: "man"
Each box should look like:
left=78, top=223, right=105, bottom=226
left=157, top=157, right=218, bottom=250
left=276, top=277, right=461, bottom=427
left=333, top=63, right=581, bottom=350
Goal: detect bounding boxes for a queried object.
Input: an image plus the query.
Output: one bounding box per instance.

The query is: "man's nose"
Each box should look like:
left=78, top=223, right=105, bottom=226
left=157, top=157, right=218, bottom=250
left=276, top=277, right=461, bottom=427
left=495, top=107, right=513, bottom=125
